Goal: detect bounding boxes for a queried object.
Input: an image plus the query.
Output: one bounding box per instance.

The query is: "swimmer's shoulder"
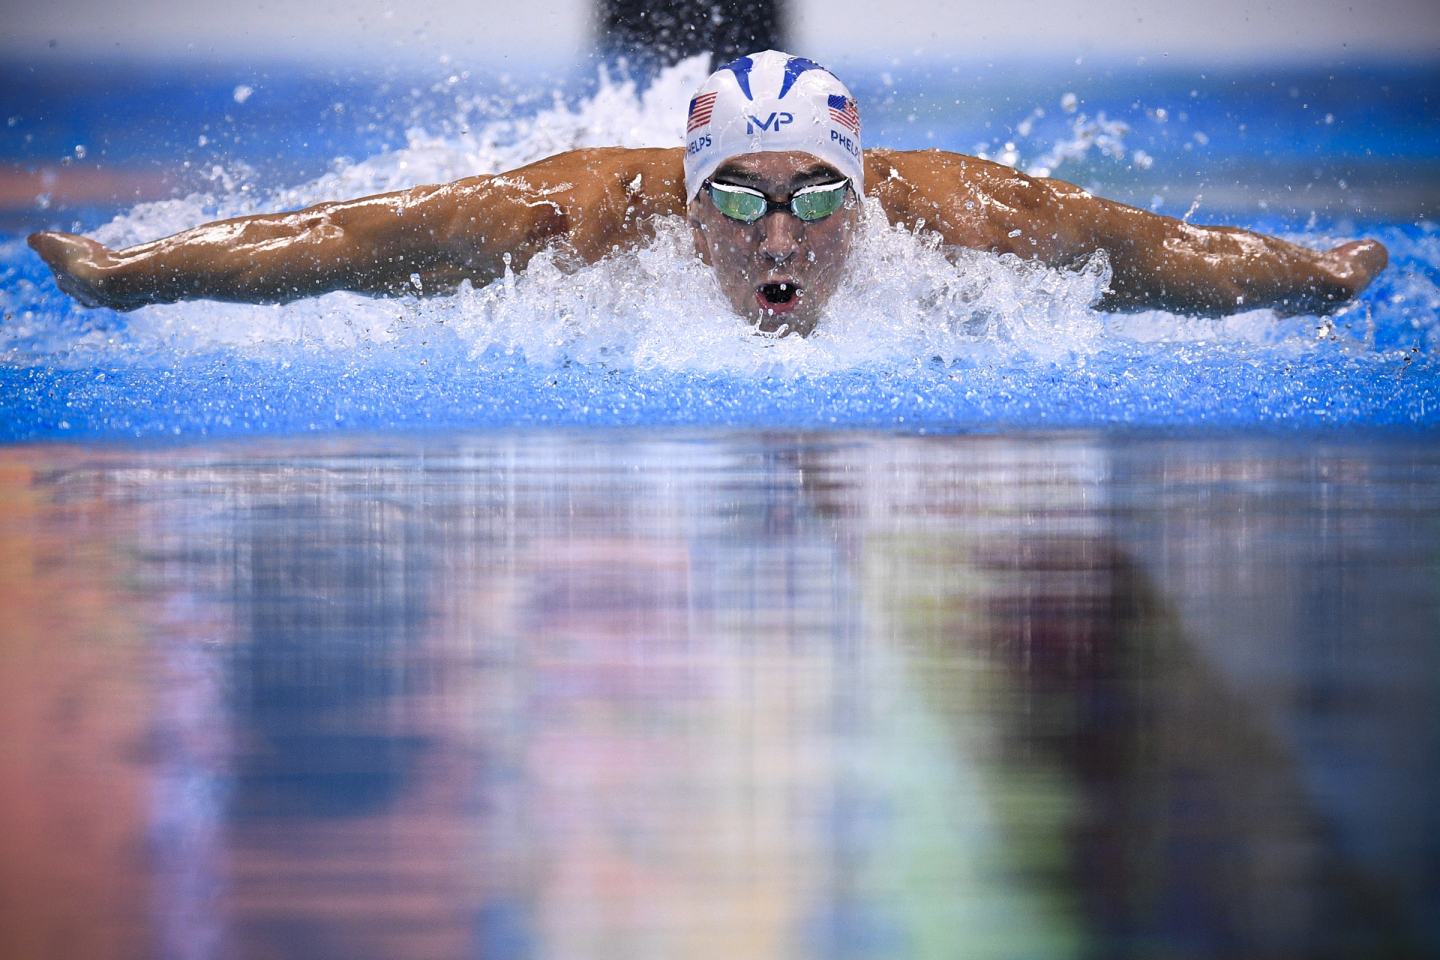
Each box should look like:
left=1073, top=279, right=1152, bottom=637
left=532, top=145, right=684, bottom=173
left=864, top=147, right=1078, bottom=222
left=861, top=148, right=1074, bottom=250
left=863, top=147, right=1041, bottom=188
left=450, top=147, right=686, bottom=210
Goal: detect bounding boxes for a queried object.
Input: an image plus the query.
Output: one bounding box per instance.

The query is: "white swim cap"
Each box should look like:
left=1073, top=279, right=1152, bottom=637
left=683, top=50, right=864, bottom=202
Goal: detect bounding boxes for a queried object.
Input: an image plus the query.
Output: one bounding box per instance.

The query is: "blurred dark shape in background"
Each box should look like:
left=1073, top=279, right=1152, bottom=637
left=229, top=497, right=433, bottom=820
left=596, top=0, right=787, bottom=70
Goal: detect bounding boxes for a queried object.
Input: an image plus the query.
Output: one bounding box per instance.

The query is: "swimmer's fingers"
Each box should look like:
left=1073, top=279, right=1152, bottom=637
left=27, top=232, right=136, bottom=311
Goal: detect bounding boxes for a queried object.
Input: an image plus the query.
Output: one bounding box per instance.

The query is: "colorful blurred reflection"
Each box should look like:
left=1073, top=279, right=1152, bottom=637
left=0, top=434, right=1436, bottom=959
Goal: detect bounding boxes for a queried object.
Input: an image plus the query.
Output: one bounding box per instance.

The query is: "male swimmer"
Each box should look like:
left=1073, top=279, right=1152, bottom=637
left=28, top=50, right=1387, bottom=337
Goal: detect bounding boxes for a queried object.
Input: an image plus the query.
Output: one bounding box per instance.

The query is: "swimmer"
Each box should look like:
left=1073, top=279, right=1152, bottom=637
left=28, top=50, right=1388, bottom=337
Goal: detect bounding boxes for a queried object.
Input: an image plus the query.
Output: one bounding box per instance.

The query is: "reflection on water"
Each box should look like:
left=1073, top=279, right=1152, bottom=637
left=1, top=433, right=1436, bottom=959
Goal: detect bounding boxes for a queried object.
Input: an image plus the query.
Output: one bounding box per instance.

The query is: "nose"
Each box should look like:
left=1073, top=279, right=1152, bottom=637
left=758, top=211, right=803, bottom=266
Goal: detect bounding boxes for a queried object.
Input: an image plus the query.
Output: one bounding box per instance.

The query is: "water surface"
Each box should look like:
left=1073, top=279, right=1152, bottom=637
left=3, top=431, right=1436, bottom=959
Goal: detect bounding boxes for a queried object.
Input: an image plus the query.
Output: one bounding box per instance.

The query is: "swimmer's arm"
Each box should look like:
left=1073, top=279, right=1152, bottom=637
left=1038, top=179, right=1387, bottom=315
left=866, top=149, right=1387, bottom=316
left=27, top=147, right=687, bottom=311
left=29, top=183, right=554, bottom=310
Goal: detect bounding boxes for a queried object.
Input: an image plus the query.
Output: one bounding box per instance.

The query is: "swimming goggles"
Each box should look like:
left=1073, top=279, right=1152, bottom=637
left=704, top=179, right=852, bottom=224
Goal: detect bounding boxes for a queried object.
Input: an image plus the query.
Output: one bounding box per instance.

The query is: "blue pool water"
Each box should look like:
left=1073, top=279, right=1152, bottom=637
left=1, top=56, right=1438, bottom=439
left=2, top=431, right=1437, bottom=958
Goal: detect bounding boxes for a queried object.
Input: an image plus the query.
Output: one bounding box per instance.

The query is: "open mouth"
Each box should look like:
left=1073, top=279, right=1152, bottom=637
left=757, top=281, right=802, bottom=313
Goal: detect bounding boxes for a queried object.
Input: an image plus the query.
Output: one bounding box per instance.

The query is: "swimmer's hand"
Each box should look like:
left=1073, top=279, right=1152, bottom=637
left=1274, top=239, right=1389, bottom=317
left=1097, top=231, right=1390, bottom=317
left=28, top=232, right=154, bottom=312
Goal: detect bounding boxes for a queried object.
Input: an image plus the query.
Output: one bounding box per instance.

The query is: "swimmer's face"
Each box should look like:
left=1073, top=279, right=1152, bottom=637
left=688, top=151, right=860, bottom=336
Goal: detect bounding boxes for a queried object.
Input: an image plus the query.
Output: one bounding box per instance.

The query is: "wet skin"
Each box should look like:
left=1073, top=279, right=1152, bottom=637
left=27, top=145, right=1389, bottom=328
left=687, top=152, right=861, bottom=336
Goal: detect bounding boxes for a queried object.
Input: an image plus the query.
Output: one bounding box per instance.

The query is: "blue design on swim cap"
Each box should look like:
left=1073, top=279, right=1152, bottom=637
left=718, top=55, right=755, bottom=101
left=777, top=57, right=836, bottom=99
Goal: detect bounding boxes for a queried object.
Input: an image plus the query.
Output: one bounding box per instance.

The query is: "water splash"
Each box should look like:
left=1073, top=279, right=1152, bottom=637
left=93, top=58, right=713, bottom=249
left=971, top=96, right=1134, bottom=180
left=1023, top=112, right=1134, bottom=179
left=434, top=202, right=1111, bottom=377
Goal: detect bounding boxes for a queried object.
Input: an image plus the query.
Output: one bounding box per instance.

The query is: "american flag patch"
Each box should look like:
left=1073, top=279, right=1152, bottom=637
left=687, top=92, right=717, bottom=133
left=828, top=94, right=860, bottom=134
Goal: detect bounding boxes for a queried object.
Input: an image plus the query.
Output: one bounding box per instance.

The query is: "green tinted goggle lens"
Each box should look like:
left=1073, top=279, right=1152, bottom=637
left=706, top=180, right=850, bottom=224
